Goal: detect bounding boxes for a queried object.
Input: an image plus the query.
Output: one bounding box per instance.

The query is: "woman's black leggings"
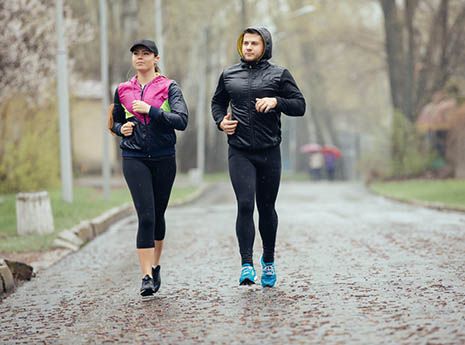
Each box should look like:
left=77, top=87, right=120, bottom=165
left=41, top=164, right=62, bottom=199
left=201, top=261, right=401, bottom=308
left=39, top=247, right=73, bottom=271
left=228, top=146, right=281, bottom=265
left=122, top=156, right=176, bottom=248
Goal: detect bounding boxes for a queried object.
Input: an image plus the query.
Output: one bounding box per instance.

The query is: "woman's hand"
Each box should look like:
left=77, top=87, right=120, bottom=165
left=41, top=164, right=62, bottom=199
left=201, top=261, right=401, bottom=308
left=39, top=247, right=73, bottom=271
left=121, top=122, right=136, bottom=136
left=132, top=100, right=151, bottom=114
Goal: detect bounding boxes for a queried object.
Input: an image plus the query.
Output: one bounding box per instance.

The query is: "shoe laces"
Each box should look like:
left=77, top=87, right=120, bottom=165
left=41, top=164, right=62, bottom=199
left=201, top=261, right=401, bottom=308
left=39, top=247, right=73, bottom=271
left=241, top=265, right=254, bottom=274
left=263, top=264, right=275, bottom=276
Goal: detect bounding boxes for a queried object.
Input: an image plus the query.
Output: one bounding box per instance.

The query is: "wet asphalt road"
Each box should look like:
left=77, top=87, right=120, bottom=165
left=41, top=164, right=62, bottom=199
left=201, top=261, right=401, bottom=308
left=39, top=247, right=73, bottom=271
left=1, top=182, right=465, bottom=344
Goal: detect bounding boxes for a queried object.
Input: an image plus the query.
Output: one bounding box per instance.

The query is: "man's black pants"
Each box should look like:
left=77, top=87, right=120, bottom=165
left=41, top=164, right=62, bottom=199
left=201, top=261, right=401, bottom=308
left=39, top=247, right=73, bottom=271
left=228, top=145, right=281, bottom=265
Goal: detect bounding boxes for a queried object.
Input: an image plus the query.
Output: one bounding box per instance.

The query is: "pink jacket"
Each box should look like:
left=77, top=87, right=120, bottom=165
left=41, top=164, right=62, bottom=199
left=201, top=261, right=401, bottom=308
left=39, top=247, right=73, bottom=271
left=117, top=75, right=172, bottom=124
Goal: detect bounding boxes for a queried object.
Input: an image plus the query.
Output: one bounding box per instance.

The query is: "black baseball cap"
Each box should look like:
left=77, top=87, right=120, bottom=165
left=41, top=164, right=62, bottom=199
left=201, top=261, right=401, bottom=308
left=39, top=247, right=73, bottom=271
left=130, top=39, right=159, bottom=55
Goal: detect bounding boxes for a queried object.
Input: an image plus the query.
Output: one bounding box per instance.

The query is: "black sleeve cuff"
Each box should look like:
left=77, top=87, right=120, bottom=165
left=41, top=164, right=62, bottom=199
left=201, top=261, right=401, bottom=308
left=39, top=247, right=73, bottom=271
left=148, top=106, right=162, bottom=121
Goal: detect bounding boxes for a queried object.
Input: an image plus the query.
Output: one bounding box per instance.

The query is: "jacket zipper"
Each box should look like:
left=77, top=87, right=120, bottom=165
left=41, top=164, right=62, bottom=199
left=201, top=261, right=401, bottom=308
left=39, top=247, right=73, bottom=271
left=140, top=85, right=147, bottom=125
left=140, top=84, right=149, bottom=156
left=248, top=65, right=256, bottom=149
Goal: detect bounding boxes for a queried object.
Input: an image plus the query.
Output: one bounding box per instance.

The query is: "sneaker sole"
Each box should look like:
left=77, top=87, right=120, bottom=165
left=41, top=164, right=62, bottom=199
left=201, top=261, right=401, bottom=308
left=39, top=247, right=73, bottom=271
left=261, top=279, right=276, bottom=287
left=261, top=283, right=276, bottom=287
left=239, top=278, right=255, bottom=286
left=141, top=294, right=155, bottom=301
left=141, top=288, right=155, bottom=298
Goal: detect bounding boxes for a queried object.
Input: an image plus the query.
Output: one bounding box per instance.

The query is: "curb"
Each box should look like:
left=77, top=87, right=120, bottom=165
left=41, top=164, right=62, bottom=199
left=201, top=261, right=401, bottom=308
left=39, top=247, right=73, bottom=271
left=368, top=185, right=465, bottom=214
left=52, top=203, right=135, bottom=252
left=169, top=183, right=210, bottom=207
left=48, top=184, right=211, bottom=262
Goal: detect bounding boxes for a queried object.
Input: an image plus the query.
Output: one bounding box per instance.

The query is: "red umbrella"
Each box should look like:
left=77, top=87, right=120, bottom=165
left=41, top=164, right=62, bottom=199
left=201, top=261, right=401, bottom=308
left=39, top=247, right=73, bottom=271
left=299, top=143, right=321, bottom=153
left=321, top=145, right=342, bottom=158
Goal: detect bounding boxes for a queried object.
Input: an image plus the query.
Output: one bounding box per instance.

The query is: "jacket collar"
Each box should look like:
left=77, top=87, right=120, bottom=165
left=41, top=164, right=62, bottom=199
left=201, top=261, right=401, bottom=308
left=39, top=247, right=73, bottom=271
left=240, top=59, right=270, bottom=69
left=130, top=74, right=163, bottom=88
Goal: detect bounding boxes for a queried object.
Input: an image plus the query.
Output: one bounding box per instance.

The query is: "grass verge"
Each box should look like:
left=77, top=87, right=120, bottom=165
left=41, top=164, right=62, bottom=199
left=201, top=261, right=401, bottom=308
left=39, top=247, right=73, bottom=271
left=370, top=179, right=465, bottom=210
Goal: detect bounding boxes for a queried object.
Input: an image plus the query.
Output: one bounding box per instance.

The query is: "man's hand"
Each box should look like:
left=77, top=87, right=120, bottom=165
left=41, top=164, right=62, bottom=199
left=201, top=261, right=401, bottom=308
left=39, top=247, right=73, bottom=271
left=121, top=122, right=136, bottom=136
left=255, top=97, right=277, bottom=113
left=132, top=100, right=151, bottom=114
left=220, top=113, right=238, bottom=135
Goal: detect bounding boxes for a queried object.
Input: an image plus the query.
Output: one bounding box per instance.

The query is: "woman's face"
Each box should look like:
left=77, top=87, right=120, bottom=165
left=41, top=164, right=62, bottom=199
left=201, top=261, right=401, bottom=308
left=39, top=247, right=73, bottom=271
left=131, top=47, right=160, bottom=72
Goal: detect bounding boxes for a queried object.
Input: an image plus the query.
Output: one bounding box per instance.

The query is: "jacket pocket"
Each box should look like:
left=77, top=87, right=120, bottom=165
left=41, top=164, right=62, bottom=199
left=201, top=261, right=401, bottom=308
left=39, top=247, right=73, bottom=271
left=120, top=136, right=142, bottom=151
left=152, top=130, right=176, bottom=149
left=120, top=119, right=144, bottom=151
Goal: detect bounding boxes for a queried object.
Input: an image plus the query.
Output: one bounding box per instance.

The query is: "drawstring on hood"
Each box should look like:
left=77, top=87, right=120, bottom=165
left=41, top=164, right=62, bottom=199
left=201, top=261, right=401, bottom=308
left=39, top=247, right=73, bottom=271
left=236, top=26, right=273, bottom=62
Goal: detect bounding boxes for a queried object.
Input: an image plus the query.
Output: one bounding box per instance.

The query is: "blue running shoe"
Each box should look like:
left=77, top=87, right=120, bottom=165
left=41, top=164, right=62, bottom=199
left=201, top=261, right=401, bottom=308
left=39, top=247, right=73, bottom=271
left=260, top=257, right=276, bottom=287
left=239, top=264, right=256, bottom=285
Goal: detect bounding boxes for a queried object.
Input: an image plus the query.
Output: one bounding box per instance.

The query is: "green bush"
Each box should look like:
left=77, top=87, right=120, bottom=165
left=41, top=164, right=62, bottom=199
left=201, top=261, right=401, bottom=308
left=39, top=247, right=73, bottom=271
left=0, top=97, right=59, bottom=193
left=389, top=110, right=434, bottom=178
left=358, top=127, right=391, bottom=182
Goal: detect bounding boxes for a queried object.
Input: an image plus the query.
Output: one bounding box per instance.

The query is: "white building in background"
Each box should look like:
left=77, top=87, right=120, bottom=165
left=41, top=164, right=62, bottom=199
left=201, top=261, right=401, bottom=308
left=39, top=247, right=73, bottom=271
left=71, top=80, right=119, bottom=174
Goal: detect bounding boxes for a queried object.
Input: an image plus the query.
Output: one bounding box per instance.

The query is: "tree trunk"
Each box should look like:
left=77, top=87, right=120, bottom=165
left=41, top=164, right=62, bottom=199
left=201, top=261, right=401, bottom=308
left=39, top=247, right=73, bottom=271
left=380, top=0, right=405, bottom=113
left=300, top=43, right=327, bottom=145
left=430, top=0, right=450, bottom=101
left=240, top=0, right=248, bottom=29
left=380, top=0, right=465, bottom=120
left=445, top=5, right=465, bottom=76
left=404, top=0, right=418, bottom=121
left=415, top=0, right=449, bottom=115
left=16, top=191, right=54, bottom=236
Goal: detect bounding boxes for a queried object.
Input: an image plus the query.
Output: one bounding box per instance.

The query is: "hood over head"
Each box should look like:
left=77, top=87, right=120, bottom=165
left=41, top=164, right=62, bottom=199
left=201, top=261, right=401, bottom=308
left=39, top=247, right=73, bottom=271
left=237, top=26, right=272, bottom=62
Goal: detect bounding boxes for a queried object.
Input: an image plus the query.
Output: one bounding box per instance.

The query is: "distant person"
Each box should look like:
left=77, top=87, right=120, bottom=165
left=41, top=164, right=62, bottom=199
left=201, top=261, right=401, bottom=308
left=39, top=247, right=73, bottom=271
left=324, top=153, right=336, bottom=181
left=308, top=151, right=324, bottom=180
left=211, top=27, right=306, bottom=287
left=109, top=39, right=188, bottom=300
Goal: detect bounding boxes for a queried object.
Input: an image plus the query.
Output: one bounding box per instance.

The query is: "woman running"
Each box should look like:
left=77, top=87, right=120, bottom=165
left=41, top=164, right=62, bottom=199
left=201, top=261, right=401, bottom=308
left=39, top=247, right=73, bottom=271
left=109, top=39, right=188, bottom=300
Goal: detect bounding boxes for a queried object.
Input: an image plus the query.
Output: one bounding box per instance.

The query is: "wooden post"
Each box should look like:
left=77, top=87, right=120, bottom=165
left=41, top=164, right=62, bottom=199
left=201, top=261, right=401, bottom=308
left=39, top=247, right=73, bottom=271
left=16, top=191, right=54, bottom=236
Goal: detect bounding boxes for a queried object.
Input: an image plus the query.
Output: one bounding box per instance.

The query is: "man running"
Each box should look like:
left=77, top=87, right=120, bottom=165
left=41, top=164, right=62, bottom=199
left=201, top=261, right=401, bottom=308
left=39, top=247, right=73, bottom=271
left=211, top=26, right=306, bottom=287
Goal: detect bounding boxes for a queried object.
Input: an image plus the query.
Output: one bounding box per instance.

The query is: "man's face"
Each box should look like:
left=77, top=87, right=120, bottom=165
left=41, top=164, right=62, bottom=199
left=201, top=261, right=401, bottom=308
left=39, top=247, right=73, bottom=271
left=242, top=33, right=264, bottom=62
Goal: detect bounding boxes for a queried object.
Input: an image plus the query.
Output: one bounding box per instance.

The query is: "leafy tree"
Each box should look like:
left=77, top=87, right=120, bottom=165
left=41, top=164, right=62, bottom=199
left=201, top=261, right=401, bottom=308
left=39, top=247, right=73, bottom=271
left=0, top=0, right=92, bottom=103
left=0, top=0, right=91, bottom=192
left=379, top=0, right=465, bottom=121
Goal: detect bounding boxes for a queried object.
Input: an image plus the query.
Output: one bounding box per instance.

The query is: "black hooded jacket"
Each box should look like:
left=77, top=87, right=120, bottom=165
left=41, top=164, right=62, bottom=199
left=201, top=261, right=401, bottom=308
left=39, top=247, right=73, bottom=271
left=211, top=26, right=306, bottom=151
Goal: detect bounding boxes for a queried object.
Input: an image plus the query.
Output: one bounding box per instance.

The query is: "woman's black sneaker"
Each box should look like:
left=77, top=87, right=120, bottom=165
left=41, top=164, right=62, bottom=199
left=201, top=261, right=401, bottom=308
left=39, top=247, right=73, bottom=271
left=152, top=265, right=161, bottom=293
left=140, top=275, right=155, bottom=301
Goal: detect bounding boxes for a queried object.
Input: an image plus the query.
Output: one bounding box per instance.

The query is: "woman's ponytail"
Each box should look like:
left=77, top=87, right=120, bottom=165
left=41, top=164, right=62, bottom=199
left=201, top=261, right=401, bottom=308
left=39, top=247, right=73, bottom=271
left=107, top=104, right=116, bottom=136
